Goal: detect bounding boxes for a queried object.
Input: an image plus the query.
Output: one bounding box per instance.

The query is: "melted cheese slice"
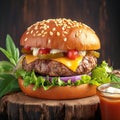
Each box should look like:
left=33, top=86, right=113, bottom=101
left=53, top=56, right=83, bottom=71
left=25, top=55, right=83, bottom=71
left=25, top=55, right=39, bottom=64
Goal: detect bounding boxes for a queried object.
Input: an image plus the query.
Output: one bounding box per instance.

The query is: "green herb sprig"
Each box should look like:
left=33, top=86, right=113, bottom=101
left=0, top=34, right=20, bottom=97
left=0, top=34, right=19, bottom=66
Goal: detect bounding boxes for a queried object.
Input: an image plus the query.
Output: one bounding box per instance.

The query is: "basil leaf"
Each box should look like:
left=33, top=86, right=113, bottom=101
left=0, top=61, right=14, bottom=73
left=0, top=47, right=17, bottom=66
left=0, top=34, right=20, bottom=66
left=0, top=74, right=20, bottom=98
left=6, top=35, right=15, bottom=55
left=0, top=47, right=11, bottom=59
left=15, top=48, right=20, bottom=63
left=6, top=34, right=20, bottom=65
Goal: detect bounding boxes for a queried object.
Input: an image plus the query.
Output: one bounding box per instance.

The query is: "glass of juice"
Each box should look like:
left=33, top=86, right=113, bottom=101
left=97, top=82, right=120, bottom=120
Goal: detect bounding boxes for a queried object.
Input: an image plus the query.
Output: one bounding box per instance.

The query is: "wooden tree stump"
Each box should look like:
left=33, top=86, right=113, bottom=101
left=0, top=92, right=101, bottom=120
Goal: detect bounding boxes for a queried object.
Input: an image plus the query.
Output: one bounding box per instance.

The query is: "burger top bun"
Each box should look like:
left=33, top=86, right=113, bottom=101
left=20, top=18, right=100, bottom=50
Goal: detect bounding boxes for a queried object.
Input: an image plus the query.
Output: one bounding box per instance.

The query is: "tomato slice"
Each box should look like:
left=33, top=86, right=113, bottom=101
left=38, top=48, right=50, bottom=54
left=67, top=50, right=79, bottom=60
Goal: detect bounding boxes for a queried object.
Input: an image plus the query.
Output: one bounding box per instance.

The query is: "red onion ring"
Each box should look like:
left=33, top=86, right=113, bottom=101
left=48, top=73, right=91, bottom=83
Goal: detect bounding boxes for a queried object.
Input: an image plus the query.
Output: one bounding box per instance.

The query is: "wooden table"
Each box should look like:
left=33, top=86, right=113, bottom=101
left=0, top=92, right=101, bottom=120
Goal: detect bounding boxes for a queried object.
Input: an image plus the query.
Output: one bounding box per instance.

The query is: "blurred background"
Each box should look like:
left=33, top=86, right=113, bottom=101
left=0, top=0, right=120, bottom=68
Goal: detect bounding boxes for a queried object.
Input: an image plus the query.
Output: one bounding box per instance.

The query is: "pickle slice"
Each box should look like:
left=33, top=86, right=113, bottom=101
left=87, top=51, right=100, bottom=58
left=38, top=53, right=64, bottom=59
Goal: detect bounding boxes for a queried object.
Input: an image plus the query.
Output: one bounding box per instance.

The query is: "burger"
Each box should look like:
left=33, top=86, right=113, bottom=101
left=18, top=18, right=100, bottom=99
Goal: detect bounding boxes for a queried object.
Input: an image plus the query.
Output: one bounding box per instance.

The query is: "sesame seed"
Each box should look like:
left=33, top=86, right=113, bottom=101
left=26, top=31, right=29, bottom=35
left=47, top=25, right=49, bottom=28
left=57, top=32, right=60, bottom=36
left=39, top=26, right=44, bottom=29
left=79, top=30, right=82, bottom=33
left=68, top=22, right=72, bottom=26
left=34, top=22, right=40, bottom=26
left=34, top=26, right=38, bottom=30
left=63, top=31, right=68, bottom=34
left=52, top=27, right=56, bottom=31
left=44, top=25, right=48, bottom=30
left=67, top=26, right=71, bottom=29
left=30, top=30, right=33, bottom=34
left=41, top=30, right=44, bottom=33
left=27, top=26, right=32, bottom=31
left=49, top=31, right=53, bottom=36
left=36, top=31, right=39, bottom=33
left=37, top=33, right=41, bottom=36
left=24, top=38, right=28, bottom=41
left=64, top=38, right=67, bottom=41
left=62, top=26, right=65, bottom=31
left=46, top=20, right=50, bottom=23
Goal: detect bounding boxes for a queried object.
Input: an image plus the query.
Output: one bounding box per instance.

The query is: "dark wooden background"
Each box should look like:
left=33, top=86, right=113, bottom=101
left=0, top=0, right=120, bottom=68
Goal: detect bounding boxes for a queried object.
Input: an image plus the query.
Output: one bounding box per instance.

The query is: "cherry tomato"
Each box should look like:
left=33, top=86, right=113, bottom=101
left=22, top=46, right=31, bottom=53
left=24, top=46, right=31, bottom=51
left=38, top=48, right=50, bottom=54
left=67, top=50, right=79, bottom=60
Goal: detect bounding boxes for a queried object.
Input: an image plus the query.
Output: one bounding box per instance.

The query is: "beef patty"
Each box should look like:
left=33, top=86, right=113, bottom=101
left=22, top=55, right=97, bottom=76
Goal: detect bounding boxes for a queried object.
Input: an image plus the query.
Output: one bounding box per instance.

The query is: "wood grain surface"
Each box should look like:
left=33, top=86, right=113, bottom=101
left=0, top=92, right=101, bottom=120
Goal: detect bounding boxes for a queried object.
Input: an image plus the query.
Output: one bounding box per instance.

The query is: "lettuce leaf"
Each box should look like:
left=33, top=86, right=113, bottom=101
left=90, top=61, right=112, bottom=85
left=0, top=74, right=20, bottom=97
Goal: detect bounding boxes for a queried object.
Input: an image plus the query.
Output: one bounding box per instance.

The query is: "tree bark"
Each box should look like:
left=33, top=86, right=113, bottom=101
left=0, top=92, right=100, bottom=120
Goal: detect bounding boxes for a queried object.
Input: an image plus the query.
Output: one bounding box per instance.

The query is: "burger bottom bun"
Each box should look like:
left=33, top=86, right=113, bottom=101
left=18, top=78, right=97, bottom=100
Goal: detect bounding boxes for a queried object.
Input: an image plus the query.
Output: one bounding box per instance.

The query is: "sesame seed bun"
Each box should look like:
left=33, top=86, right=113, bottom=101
left=20, top=18, right=100, bottom=50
